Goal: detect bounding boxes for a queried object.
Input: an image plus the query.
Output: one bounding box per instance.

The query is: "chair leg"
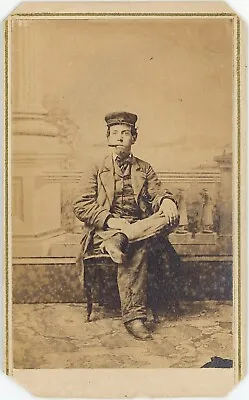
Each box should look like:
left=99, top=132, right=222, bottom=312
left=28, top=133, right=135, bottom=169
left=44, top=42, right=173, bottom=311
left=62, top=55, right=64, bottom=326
left=83, top=258, right=118, bottom=321
left=84, top=264, right=93, bottom=322
left=86, top=292, right=93, bottom=322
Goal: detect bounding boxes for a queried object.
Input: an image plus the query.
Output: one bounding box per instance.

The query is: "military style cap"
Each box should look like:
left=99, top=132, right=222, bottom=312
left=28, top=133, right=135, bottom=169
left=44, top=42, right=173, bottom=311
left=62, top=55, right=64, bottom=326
left=105, top=111, right=138, bottom=127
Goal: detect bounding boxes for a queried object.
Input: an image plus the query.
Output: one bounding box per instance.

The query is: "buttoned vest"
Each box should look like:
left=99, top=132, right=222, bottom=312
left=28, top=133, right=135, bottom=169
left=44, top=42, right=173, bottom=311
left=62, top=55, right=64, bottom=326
left=111, top=161, right=142, bottom=222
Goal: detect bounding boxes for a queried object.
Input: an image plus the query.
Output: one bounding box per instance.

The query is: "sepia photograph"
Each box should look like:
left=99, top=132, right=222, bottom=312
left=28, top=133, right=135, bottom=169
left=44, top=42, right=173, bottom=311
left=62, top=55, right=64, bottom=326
left=3, top=1, right=246, bottom=398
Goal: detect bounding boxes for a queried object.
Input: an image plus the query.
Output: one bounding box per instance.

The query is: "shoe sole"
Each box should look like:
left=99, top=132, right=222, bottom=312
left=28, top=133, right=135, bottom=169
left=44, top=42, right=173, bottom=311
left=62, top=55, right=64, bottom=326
left=125, top=327, right=153, bottom=341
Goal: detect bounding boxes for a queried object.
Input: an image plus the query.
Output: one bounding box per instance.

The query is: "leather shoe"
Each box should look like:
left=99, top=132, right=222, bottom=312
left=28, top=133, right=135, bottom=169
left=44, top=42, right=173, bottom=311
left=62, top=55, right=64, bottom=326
left=125, top=319, right=153, bottom=341
left=101, top=233, right=128, bottom=264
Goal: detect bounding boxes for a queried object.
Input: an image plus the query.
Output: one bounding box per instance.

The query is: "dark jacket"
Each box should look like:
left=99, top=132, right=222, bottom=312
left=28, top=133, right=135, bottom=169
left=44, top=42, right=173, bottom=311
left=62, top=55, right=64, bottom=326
left=73, top=153, right=176, bottom=255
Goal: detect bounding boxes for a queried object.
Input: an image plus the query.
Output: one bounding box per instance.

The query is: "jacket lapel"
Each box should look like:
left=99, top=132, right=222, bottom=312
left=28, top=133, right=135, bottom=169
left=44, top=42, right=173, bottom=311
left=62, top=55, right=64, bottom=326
left=131, top=156, right=146, bottom=203
left=99, top=155, right=115, bottom=206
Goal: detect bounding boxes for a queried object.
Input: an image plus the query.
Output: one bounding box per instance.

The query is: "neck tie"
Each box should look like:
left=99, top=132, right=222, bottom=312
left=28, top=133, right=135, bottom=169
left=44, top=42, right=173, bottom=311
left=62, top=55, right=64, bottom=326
left=116, top=156, right=131, bottom=173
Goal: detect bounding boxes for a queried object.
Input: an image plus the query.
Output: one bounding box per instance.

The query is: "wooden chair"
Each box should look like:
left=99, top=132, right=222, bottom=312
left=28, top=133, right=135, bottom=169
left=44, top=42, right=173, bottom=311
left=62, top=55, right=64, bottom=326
left=82, top=247, right=181, bottom=322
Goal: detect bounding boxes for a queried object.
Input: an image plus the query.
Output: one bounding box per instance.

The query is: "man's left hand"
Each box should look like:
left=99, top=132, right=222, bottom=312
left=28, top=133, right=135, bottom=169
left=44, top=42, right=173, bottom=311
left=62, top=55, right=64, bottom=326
left=160, top=199, right=179, bottom=227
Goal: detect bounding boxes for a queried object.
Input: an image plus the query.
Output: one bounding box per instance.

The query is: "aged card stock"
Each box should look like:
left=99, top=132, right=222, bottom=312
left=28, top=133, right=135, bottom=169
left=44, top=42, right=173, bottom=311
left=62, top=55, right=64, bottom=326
left=3, top=1, right=246, bottom=397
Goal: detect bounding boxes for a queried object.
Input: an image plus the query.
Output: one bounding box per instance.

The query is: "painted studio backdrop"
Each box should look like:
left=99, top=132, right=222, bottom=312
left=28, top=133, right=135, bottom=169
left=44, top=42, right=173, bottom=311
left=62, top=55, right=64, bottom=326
left=11, top=17, right=233, bottom=368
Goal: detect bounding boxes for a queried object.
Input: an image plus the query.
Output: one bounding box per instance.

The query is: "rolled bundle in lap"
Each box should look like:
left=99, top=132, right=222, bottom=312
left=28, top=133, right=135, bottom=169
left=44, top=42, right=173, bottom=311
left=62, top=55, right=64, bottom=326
left=96, top=210, right=170, bottom=243
left=123, top=210, right=170, bottom=242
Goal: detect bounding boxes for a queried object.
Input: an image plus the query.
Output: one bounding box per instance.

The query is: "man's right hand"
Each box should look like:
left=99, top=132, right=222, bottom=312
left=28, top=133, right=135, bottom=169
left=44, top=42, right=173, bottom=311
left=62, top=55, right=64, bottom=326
left=107, top=217, right=130, bottom=230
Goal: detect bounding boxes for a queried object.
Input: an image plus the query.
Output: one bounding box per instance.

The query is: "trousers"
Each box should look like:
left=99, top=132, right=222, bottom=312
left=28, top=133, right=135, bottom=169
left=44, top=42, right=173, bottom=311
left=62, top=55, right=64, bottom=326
left=90, top=209, right=172, bottom=323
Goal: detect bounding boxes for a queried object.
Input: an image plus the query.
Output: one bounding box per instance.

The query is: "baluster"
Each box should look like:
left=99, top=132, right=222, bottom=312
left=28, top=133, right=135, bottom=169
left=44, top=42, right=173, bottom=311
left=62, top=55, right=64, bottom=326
left=200, top=188, right=214, bottom=233
left=176, top=189, right=189, bottom=234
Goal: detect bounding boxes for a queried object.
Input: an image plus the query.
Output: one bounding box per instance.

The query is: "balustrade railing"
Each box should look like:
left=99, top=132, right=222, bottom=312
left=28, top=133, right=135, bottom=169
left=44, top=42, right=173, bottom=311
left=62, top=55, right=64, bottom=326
left=155, top=171, right=220, bottom=238
left=41, top=169, right=221, bottom=238
left=40, top=151, right=232, bottom=256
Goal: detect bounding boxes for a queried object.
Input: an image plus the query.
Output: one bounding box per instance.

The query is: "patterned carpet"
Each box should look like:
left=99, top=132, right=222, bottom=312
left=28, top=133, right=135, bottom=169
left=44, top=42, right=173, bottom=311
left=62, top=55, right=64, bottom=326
left=13, top=301, right=233, bottom=369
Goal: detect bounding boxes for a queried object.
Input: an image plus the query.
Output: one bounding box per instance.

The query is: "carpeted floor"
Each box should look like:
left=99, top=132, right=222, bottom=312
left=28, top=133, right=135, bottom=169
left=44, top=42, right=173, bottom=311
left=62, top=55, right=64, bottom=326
left=13, top=301, right=233, bottom=369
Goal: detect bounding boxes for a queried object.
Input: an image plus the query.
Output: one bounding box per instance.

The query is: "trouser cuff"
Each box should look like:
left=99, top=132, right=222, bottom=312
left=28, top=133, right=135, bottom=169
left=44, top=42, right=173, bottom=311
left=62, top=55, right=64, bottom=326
left=122, top=312, right=147, bottom=324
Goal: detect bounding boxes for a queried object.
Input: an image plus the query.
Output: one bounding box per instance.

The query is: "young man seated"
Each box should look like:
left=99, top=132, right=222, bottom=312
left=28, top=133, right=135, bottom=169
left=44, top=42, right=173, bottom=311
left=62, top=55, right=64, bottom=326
left=74, top=111, right=179, bottom=340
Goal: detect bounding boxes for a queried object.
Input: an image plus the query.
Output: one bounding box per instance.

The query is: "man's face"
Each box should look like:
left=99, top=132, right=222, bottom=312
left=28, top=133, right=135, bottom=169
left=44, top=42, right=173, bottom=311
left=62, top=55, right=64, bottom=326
left=107, top=123, right=135, bottom=156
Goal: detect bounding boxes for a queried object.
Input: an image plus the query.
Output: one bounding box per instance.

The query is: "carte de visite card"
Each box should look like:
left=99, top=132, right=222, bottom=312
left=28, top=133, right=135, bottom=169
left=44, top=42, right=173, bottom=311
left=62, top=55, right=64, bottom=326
left=2, top=1, right=246, bottom=398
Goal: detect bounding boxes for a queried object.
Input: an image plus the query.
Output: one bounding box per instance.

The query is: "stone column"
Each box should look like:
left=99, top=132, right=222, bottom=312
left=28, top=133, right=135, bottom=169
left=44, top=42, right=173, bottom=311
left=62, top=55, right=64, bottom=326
left=214, top=151, right=233, bottom=254
left=12, top=20, right=69, bottom=256
left=12, top=20, right=50, bottom=127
